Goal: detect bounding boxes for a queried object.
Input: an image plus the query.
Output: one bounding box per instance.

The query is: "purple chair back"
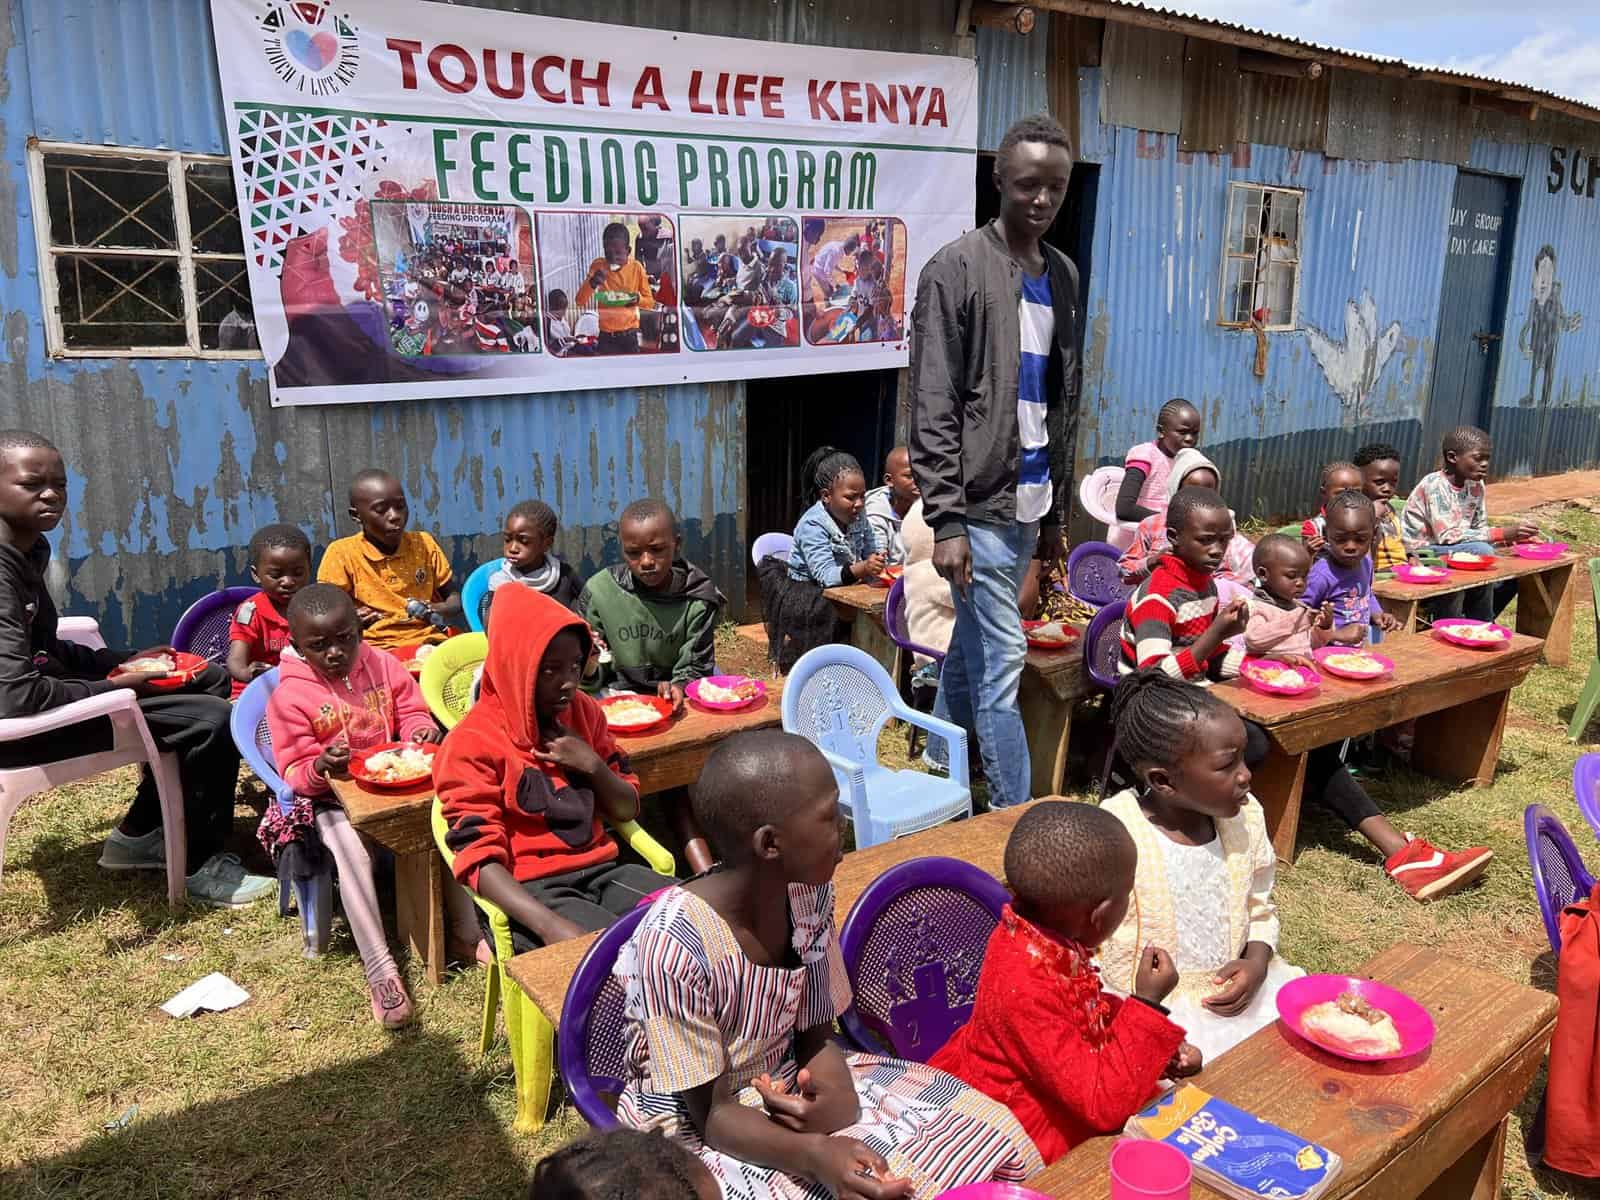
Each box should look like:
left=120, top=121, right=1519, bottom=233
left=1066, top=541, right=1132, bottom=609
left=1525, top=804, right=1597, bottom=953
left=838, top=857, right=1009, bottom=1062
left=1083, top=600, right=1127, bottom=693
left=557, top=903, right=651, bottom=1129
left=1574, top=754, right=1600, bottom=843
left=172, top=586, right=258, bottom=662
left=884, top=577, right=945, bottom=663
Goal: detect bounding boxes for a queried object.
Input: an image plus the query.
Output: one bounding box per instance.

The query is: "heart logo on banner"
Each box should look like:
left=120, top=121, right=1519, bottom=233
left=285, top=28, right=339, bottom=71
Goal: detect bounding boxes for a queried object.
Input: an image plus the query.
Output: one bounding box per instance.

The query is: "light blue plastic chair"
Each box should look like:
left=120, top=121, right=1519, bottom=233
left=461, top=560, right=497, bottom=633
left=782, top=644, right=970, bottom=848
left=229, top=669, right=334, bottom=956
left=751, top=532, right=794, bottom=567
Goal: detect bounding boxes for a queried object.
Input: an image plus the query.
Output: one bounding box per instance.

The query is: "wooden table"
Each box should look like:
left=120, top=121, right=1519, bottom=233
left=333, top=682, right=786, bottom=984
left=1374, top=550, right=1577, bottom=666
left=1035, top=942, right=1556, bottom=1199
left=506, top=799, right=1044, bottom=1029
left=824, top=583, right=901, bottom=678
left=1018, top=641, right=1093, bottom=797
left=1216, top=631, right=1542, bottom=861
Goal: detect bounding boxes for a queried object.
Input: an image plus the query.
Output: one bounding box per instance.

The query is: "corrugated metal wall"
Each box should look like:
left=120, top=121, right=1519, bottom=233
left=0, top=0, right=951, bottom=644
left=1058, top=20, right=1600, bottom=518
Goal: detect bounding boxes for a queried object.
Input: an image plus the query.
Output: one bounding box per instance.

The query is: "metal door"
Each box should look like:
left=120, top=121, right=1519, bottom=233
left=1424, top=172, right=1518, bottom=459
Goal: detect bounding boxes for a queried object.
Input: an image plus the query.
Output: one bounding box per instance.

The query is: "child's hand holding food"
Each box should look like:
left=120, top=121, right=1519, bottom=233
left=316, top=741, right=351, bottom=778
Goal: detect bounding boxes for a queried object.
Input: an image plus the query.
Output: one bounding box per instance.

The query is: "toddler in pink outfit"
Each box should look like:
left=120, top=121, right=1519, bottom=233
left=1243, top=534, right=1334, bottom=670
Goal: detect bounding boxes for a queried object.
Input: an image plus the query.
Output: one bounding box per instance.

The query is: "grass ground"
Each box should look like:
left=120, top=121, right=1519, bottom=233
left=4, top=502, right=1600, bottom=1198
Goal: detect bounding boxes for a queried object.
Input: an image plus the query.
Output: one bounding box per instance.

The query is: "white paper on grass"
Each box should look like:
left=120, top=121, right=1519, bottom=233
left=160, top=973, right=249, bottom=1019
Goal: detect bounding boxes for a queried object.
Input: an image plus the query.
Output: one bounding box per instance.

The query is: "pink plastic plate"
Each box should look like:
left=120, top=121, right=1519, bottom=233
left=934, top=1187, right=1054, bottom=1200
left=1313, top=647, right=1395, bottom=681
left=1432, top=618, right=1511, bottom=650
left=685, top=675, right=768, bottom=713
left=1240, top=657, right=1320, bottom=696
left=1392, top=563, right=1451, bottom=585
left=1276, top=974, right=1435, bottom=1062
left=1513, top=541, right=1569, bottom=561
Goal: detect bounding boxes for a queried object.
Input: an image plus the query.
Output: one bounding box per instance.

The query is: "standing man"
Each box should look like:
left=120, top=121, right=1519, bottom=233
left=909, top=113, right=1081, bottom=807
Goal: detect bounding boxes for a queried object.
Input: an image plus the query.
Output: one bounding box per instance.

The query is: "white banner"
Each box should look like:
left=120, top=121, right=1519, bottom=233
left=209, top=0, right=977, bottom=406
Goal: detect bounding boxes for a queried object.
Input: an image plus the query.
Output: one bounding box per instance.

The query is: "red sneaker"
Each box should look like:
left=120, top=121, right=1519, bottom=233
left=1384, top=836, right=1493, bottom=902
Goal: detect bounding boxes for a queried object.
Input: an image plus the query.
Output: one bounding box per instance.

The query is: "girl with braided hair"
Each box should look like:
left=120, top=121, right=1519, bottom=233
left=1096, top=670, right=1304, bottom=1063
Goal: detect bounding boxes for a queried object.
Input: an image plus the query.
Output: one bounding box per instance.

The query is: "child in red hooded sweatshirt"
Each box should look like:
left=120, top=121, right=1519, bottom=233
left=262, top=584, right=440, bottom=1028
left=435, top=584, right=676, bottom=952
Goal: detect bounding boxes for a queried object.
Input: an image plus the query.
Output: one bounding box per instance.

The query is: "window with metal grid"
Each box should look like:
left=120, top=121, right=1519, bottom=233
left=28, top=142, right=259, bottom=358
left=1219, top=182, right=1303, bottom=331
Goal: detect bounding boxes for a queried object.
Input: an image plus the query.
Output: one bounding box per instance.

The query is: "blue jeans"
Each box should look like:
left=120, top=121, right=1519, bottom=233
left=1428, top=541, right=1518, bottom=621
left=930, top=520, right=1037, bottom=808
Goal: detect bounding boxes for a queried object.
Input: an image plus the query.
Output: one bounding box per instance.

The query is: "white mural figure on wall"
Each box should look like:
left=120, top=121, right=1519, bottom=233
left=1304, top=291, right=1403, bottom=422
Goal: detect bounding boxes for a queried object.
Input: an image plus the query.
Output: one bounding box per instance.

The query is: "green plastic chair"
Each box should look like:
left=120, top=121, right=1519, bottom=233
left=1567, top=558, right=1600, bottom=742
left=420, top=633, right=675, bottom=873
left=431, top=799, right=554, bottom=1132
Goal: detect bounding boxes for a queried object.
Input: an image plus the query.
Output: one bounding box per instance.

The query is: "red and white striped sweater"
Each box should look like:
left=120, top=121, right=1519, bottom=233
left=1118, top=554, right=1245, bottom=682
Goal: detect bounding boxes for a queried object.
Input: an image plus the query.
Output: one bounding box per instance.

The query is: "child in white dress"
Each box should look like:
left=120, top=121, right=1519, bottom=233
left=1096, top=670, right=1303, bottom=1063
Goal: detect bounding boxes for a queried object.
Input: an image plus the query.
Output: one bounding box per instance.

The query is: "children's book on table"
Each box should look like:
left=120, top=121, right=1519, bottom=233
left=1123, top=1084, right=1343, bottom=1199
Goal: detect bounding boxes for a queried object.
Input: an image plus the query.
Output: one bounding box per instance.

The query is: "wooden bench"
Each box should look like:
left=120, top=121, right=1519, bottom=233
left=1373, top=550, right=1577, bottom=666
left=1034, top=942, right=1556, bottom=1199
left=505, top=799, right=1047, bottom=1029
left=1214, top=631, right=1542, bottom=861
left=331, top=679, right=787, bottom=984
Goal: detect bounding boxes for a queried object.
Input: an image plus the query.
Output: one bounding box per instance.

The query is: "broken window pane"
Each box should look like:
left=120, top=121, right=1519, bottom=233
left=185, top=160, right=245, bottom=256
left=196, top=257, right=257, bottom=350
left=54, top=254, right=185, bottom=348
left=43, top=153, right=175, bottom=251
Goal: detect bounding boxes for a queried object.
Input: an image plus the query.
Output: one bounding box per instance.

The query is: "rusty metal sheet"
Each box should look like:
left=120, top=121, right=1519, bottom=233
left=1179, top=37, right=1239, bottom=155
left=1238, top=70, right=1329, bottom=152
left=1100, top=22, right=1184, bottom=135
left=1327, top=69, right=1474, bottom=165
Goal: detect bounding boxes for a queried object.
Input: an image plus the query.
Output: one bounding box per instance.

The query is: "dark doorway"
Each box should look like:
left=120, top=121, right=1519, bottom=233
left=976, top=154, right=1100, bottom=309
left=744, top=369, right=900, bottom=607
left=1424, top=171, right=1519, bottom=468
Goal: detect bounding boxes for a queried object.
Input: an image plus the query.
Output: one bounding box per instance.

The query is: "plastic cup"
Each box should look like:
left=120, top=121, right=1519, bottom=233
left=1109, top=1139, right=1192, bottom=1199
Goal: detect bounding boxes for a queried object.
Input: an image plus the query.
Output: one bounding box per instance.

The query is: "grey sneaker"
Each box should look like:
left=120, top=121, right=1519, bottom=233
left=98, top=827, right=166, bottom=871
left=186, top=853, right=276, bottom=908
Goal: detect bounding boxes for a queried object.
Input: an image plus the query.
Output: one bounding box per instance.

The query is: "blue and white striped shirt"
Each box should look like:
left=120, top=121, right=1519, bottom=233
left=1016, top=270, right=1054, bottom=524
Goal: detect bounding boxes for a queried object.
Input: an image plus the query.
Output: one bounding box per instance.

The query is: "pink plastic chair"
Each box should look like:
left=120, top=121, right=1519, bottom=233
left=0, top=618, right=187, bottom=906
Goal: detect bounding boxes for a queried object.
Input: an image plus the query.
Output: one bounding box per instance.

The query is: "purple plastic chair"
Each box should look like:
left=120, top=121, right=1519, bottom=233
left=172, top=586, right=258, bottom=663
left=1525, top=804, right=1597, bottom=953
left=557, top=902, right=651, bottom=1129
left=1066, top=541, right=1132, bottom=610
left=1574, top=754, right=1600, bottom=843
left=883, top=576, right=945, bottom=664
left=837, top=856, right=1009, bottom=1061
left=1083, top=600, right=1127, bottom=798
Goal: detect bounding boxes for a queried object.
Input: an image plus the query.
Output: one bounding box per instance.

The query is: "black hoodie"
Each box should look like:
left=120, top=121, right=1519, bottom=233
left=575, top=560, right=725, bottom=694
left=0, top=539, right=127, bottom=717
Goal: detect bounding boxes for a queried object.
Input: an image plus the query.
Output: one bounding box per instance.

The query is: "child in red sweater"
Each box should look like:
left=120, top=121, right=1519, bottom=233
left=262, top=584, right=440, bottom=1027
left=435, top=584, right=674, bottom=952
left=931, top=800, right=1199, bottom=1164
left=226, top=523, right=310, bottom=698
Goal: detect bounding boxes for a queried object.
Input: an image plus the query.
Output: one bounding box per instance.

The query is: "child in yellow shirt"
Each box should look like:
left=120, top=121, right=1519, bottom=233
left=575, top=222, right=655, bottom=354
left=317, top=469, right=462, bottom=652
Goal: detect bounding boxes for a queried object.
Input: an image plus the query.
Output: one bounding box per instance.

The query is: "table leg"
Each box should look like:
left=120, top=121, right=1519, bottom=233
left=1417, top=1114, right=1507, bottom=1200
left=849, top=611, right=901, bottom=680
left=1252, top=740, right=1307, bottom=864
left=1516, top=563, right=1574, bottom=667
left=1413, top=690, right=1509, bottom=788
left=1379, top=595, right=1419, bottom=633
left=1018, top=671, right=1071, bottom=798
left=395, top=848, right=445, bottom=986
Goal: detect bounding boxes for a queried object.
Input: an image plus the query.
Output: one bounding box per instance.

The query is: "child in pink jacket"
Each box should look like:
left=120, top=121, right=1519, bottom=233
left=260, top=584, right=439, bottom=1027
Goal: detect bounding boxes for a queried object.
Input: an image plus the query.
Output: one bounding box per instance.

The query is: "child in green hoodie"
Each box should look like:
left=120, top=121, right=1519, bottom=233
left=577, top=499, right=726, bottom=873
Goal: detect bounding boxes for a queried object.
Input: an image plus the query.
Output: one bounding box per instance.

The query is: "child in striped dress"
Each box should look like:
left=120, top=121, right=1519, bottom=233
left=615, top=731, right=1043, bottom=1199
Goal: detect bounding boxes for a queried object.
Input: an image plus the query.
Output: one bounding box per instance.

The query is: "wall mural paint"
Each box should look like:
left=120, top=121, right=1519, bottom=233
left=1303, top=291, right=1403, bottom=424
left=1518, top=244, right=1584, bottom=408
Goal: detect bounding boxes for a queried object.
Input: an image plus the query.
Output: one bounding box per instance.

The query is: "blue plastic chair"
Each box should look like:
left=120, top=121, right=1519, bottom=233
left=1574, top=753, right=1600, bottom=842
left=782, top=644, right=970, bottom=849
left=1525, top=804, right=1597, bottom=954
left=461, top=560, right=497, bottom=633
left=172, top=585, right=258, bottom=662
left=751, top=531, right=794, bottom=567
left=229, top=669, right=334, bottom=956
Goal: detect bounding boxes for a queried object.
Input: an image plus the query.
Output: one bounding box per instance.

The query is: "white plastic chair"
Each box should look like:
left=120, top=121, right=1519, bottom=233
left=1078, top=465, right=1139, bottom=551
left=0, top=619, right=187, bottom=906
